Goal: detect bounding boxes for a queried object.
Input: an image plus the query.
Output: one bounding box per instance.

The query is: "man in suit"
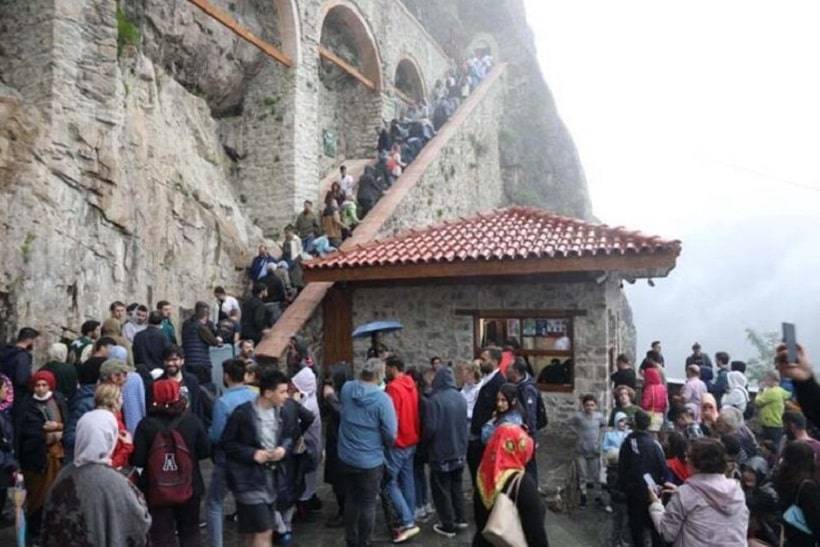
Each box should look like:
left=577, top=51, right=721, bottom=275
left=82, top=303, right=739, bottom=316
left=467, top=347, right=506, bottom=484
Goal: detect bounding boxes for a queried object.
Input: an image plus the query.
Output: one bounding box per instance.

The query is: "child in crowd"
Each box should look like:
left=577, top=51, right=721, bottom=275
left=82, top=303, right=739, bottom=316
left=602, top=412, right=630, bottom=515
left=569, top=394, right=606, bottom=507
left=669, top=403, right=704, bottom=440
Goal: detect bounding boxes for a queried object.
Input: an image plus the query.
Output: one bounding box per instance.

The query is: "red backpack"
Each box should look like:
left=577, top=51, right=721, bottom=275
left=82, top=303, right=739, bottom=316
left=145, top=418, right=193, bottom=507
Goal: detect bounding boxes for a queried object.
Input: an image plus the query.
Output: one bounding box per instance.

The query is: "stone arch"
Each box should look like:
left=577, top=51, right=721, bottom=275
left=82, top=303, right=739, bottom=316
left=273, top=0, right=301, bottom=65
left=316, top=0, right=384, bottom=174
left=319, top=0, right=383, bottom=90
left=394, top=56, right=427, bottom=103
left=466, top=32, right=500, bottom=61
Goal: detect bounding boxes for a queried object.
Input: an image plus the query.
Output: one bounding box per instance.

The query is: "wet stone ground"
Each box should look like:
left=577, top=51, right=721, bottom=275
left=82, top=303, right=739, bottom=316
left=1, top=436, right=611, bottom=546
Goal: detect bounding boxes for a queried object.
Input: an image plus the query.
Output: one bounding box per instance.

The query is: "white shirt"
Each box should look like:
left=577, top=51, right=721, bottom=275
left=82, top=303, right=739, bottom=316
left=213, top=295, right=241, bottom=323
left=340, top=174, right=355, bottom=199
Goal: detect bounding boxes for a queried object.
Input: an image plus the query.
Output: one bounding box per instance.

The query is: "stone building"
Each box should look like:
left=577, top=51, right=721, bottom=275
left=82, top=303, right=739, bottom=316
left=1, top=0, right=594, bottom=360
left=303, top=207, right=681, bottom=424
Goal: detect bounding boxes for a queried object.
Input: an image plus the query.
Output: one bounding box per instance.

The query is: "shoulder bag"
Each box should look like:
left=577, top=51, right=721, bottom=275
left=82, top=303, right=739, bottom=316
left=482, top=471, right=527, bottom=547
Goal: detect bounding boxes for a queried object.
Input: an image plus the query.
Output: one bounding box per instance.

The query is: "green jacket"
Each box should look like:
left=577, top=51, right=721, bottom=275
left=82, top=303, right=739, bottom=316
left=160, top=318, right=177, bottom=345
left=754, top=385, right=790, bottom=427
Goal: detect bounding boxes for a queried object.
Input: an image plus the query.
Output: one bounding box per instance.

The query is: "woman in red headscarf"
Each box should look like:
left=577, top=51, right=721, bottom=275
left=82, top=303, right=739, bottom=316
left=16, top=369, right=68, bottom=540
left=474, top=423, right=549, bottom=547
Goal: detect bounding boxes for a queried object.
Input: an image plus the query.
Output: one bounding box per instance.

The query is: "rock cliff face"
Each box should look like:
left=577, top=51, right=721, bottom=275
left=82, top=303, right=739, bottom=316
left=0, top=0, right=259, bottom=343
left=0, top=0, right=595, bottom=344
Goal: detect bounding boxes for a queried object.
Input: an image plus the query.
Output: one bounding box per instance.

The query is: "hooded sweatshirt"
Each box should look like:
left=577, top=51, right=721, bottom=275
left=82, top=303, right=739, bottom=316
left=641, top=368, right=668, bottom=413
left=385, top=373, right=420, bottom=448
left=722, top=371, right=749, bottom=414
left=602, top=412, right=630, bottom=453
left=423, top=367, right=468, bottom=467
left=649, top=473, right=749, bottom=546
left=338, top=380, right=397, bottom=469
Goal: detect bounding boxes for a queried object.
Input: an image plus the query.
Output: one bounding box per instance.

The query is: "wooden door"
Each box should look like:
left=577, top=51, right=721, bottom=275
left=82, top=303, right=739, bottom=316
left=323, top=285, right=353, bottom=372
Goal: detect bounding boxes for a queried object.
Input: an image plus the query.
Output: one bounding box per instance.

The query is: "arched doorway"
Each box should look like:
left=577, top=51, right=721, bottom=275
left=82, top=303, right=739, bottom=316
left=394, top=57, right=426, bottom=103
left=317, top=1, right=384, bottom=174
left=273, top=0, right=301, bottom=65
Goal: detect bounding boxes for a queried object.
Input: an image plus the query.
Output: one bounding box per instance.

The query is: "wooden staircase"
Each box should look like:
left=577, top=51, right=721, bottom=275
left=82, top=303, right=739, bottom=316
left=256, top=64, right=507, bottom=362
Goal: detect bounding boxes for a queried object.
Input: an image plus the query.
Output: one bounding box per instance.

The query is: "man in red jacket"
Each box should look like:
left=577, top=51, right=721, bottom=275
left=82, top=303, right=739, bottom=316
left=384, top=356, right=421, bottom=543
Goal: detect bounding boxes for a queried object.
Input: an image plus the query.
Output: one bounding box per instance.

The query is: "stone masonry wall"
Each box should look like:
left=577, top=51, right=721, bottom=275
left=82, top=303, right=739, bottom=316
left=377, top=69, right=507, bottom=237
left=350, top=279, right=614, bottom=429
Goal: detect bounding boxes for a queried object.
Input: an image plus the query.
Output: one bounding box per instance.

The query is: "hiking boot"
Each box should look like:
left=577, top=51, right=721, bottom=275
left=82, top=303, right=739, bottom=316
left=393, top=525, right=421, bottom=543
left=433, top=524, right=456, bottom=538
left=306, top=494, right=323, bottom=512
left=454, top=521, right=469, bottom=531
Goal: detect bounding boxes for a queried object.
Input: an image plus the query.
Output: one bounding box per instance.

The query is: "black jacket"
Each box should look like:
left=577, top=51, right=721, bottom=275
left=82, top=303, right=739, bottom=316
left=0, top=346, right=32, bottom=397
left=132, top=326, right=170, bottom=370
left=263, top=273, right=286, bottom=304
left=515, top=375, right=540, bottom=436
left=617, top=430, right=668, bottom=500
left=131, top=408, right=210, bottom=497
left=14, top=392, right=68, bottom=472
left=221, top=398, right=315, bottom=503
left=473, top=472, right=549, bottom=547
left=794, top=376, right=820, bottom=430
left=240, top=295, right=269, bottom=344
left=470, top=369, right=506, bottom=440
left=423, top=367, right=468, bottom=465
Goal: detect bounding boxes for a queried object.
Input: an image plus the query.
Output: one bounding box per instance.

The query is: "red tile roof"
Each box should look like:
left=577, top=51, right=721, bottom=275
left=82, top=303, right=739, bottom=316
left=305, top=207, right=681, bottom=271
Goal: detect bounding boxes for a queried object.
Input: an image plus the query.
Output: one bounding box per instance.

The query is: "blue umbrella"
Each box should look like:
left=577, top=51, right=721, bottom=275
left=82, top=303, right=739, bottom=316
left=352, top=320, right=403, bottom=338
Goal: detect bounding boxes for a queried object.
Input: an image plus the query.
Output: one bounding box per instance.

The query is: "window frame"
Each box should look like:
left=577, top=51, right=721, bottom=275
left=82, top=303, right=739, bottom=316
left=457, top=308, right=582, bottom=393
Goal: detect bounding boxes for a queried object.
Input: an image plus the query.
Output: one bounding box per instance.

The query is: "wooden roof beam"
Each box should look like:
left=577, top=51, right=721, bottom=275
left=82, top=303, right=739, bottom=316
left=187, top=0, right=293, bottom=68
left=319, top=45, right=377, bottom=91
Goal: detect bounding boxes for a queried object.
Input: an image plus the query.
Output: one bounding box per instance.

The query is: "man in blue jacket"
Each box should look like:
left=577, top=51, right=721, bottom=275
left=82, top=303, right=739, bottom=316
left=423, top=366, right=468, bottom=538
left=337, top=358, right=397, bottom=547
left=208, top=359, right=256, bottom=547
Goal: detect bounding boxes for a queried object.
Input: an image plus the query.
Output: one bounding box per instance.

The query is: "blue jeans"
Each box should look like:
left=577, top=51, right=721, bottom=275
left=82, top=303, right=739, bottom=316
left=207, top=462, right=227, bottom=547
left=385, top=445, right=416, bottom=527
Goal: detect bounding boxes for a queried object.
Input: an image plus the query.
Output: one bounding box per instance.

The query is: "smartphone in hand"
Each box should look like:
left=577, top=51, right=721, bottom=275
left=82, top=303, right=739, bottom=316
left=782, top=322, right=797, bottom=364
left=643, top=472, right=659, bottom=494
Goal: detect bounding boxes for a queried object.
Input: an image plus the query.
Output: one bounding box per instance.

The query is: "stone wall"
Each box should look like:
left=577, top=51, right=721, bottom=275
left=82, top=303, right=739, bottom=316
left=350, top=278, right=620, bottom=430
left=377, top=70, right=506, bottom=236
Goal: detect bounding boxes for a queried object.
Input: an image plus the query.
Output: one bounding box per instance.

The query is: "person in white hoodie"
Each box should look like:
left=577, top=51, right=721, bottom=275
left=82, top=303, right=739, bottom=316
left=722, top=371, right=749, bottom=414
left=648, top=438, right=748, bottom=546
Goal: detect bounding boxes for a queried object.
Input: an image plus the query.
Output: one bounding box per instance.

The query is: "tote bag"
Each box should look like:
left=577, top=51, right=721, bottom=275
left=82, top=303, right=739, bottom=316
left=482, top=471, right=527, bottom=547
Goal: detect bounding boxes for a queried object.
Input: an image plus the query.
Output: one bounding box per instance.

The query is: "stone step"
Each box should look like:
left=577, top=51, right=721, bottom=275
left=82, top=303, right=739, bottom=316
left=256, top=64, right=508, bottom=363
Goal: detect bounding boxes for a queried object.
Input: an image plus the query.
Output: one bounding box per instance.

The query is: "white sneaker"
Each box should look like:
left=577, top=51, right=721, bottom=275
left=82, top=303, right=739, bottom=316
left=393, top=525, right=421, bottom=544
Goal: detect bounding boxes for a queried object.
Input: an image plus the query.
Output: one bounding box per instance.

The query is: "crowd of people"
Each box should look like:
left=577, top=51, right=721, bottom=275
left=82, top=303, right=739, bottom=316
left=0, top=303, right=819, bottom=547
left=597, top=341, right=819, bottom=546
left=244, top=53, right=496, bottom=330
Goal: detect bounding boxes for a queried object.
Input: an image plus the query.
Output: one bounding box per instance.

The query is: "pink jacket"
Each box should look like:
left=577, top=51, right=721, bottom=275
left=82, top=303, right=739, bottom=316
left=649, top=473, right=748, bottom=546
left=641, top=368, right=668, bottom=413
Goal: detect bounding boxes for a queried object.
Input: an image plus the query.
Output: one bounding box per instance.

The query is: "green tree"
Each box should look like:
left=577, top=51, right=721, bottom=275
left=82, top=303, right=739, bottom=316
left=745, top=328, right=779, bottom=385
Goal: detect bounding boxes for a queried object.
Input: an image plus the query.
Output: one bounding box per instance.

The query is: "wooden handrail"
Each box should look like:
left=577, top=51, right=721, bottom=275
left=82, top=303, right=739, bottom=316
left=318, top=45, right=377, bottom=91
left=187, top=0, right=293, bottom=68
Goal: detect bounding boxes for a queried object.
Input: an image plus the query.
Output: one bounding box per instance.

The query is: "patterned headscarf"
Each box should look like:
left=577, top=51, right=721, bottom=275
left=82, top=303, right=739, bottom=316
left=0, top=373, right=13, bottom=413
left=477, top=423, right=534, bottom=509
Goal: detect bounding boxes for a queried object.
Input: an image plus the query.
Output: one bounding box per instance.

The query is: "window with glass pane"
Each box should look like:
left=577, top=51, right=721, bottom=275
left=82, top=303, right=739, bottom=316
left=475, top=313, right=574, bottom=392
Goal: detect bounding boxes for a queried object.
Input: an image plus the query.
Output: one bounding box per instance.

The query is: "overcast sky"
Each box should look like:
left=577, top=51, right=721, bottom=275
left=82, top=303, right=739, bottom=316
left=524, top=0, right=820, bottom=377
